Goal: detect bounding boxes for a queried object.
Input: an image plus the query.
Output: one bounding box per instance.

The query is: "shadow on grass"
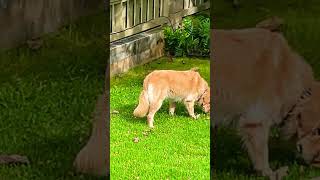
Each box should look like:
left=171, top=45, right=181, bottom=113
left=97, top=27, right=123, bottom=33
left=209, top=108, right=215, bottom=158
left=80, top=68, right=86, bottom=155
left=114, top=101, right=208, bottom=126
left=112, top=104, right=146, bottom=125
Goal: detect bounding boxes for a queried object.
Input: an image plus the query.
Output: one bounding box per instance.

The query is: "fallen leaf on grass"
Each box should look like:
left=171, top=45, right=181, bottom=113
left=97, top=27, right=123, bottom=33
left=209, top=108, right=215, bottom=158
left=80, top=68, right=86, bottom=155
left=310, top=177, right=320, bottom=180
left=142, top=132, right=148, bottom=136
left=142, top=129, right=154, bottom=136
left=111, top=110, right=119, bottom=114
left=133, top=137, right=139, bottom=143
left=0, top=155, right=29, bottom=165
left=27, top=38, right=43, bottom=50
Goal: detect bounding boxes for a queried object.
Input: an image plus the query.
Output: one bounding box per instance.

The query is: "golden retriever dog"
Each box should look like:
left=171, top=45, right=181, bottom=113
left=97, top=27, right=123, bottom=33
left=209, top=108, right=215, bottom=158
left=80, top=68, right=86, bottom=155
left=133, top=68, right=210, bottom=128
left=212, top=28, right=320, bottom=179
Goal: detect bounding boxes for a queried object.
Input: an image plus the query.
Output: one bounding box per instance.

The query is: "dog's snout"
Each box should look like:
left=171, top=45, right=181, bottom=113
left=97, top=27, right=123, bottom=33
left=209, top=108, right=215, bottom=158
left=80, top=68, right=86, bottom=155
left=297, top=144, right=303, bottom=153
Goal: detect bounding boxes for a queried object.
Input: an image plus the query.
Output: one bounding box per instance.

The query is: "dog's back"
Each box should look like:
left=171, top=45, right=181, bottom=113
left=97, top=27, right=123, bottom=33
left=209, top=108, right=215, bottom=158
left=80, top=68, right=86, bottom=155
left=212, top=28, right=313, bottom=125
left=147, top=69, right=202, bottom=90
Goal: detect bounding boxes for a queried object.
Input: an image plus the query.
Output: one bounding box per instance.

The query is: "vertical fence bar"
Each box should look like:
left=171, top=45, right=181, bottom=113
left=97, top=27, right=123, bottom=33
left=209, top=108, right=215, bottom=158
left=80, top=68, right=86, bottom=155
left=190, top=0, right=194, bottom=8
left=154, top=0, right=159, bottom=18
left=122, top=1, right=127, bottom=29
left=128, top=0, right=136, bottom=27
left=113, top=2, right=124, bottom=32
left=141, top=0, right=146, bottom=23
left=162, top=0, right=169, bottom=16
left=126, top=0, right=129, bottom=29
left=159, top=0, right=163, bottom=16
left=183, top=0, right=189, bottom=9
left=110, top=4, right=113, bottom=32
left=133, top=0, right=137, bottom=25
left=127, top=0, right=134, bottom=28
left=147, top=0, right=153, bottom=21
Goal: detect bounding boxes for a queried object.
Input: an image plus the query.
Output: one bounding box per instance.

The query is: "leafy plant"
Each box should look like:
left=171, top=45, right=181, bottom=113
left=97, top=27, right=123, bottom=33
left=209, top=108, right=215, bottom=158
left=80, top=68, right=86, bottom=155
left=163, top=26, right=181, bottom=56
left=163, top=15, right=210, bottom=57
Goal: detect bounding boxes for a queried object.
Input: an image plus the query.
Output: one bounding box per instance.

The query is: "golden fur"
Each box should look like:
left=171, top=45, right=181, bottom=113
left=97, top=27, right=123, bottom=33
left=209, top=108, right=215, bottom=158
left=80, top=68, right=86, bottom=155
left=133, top=68, right=210, bottom=128
left=73, top=94, right=108, bottom=176
left=212, top=28, right=316, bottom=179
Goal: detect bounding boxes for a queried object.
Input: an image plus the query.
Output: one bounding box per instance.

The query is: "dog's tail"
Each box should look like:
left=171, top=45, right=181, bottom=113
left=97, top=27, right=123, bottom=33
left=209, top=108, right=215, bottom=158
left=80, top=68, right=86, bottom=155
left=133, top=90, right=149, bottom=117
left=134, top=73, right=153, bottom=117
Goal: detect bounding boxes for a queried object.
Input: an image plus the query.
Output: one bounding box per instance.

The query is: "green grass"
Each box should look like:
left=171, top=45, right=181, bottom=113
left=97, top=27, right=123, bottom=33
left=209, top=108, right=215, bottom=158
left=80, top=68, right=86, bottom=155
left=110, top=58, right=210, bottom=179
left=213, top=0, right=320, bottom=179
left=0, top=12, right=107, bottom=180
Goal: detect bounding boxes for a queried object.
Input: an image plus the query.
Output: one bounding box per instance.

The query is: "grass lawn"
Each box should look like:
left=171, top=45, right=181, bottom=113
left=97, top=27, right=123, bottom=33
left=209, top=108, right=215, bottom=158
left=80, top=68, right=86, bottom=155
left=0, top=12, right=107, bottom=179
left=213, top=0, right=320, bottom=179
left=110, top=57, right=210, bottom=179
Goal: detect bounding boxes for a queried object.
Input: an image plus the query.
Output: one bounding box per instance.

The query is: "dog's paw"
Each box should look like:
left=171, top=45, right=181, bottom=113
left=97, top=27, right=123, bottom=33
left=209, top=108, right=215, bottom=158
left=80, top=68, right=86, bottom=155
left=275, top=166, right=288, bottom=180
left=191, top=114, right=200, bottom=119
left=267, top=166, right=288, bottom=180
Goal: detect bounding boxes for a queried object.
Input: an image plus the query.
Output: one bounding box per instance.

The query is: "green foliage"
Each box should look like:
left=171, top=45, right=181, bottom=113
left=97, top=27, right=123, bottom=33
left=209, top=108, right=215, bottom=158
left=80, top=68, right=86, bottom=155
left=163, top=15, right=210, bottom=57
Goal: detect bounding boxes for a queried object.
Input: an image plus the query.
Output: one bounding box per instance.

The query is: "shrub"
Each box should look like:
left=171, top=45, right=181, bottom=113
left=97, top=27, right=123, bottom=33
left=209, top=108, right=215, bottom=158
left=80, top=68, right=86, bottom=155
left=163, top=15, right=210, bottom=57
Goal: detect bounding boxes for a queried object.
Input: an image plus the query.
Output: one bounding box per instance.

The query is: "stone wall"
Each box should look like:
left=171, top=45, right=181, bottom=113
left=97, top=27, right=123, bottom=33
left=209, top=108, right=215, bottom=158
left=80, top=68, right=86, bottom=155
left=0, top=0, right=102, bottom=49
left=110, top=28, right=165, bottom=76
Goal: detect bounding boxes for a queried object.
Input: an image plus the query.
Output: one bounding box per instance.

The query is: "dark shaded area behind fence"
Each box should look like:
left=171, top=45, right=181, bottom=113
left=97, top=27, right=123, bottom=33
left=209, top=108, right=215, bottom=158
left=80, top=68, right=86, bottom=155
left=0, top=0, right=102, bottom=49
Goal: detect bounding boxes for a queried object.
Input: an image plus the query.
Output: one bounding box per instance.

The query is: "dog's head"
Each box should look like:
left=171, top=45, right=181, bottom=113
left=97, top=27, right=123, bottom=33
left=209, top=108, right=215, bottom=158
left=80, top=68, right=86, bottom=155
left=199, top=88, right=210, bottom=113
left=296, top=82, right=320, bottom=167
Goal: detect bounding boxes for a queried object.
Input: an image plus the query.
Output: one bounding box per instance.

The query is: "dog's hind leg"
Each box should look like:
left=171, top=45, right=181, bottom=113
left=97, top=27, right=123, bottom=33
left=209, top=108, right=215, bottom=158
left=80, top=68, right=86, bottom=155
left=147, top=100, right=164, bottom=128
left=147, top=89, right=166, bottom=128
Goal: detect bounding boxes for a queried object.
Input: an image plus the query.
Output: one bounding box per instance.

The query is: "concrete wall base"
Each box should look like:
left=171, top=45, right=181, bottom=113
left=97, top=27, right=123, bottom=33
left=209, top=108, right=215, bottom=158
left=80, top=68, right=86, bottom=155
left=110, top=28, right=165, bottom=76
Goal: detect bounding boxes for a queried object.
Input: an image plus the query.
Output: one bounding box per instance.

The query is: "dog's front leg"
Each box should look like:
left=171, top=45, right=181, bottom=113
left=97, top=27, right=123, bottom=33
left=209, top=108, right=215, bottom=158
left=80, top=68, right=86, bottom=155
left=239, top=116, right=275, bottom=179
left=239, top=116, right=289, bottom=180
left=169, top=101, right=176, bottom=116
left=184, top=100, right=200, bottom=119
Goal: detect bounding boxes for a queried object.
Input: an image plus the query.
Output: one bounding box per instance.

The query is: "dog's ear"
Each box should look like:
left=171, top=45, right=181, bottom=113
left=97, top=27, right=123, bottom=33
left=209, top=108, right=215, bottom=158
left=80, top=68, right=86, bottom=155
left=190, top=67, right=200, bottom=72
